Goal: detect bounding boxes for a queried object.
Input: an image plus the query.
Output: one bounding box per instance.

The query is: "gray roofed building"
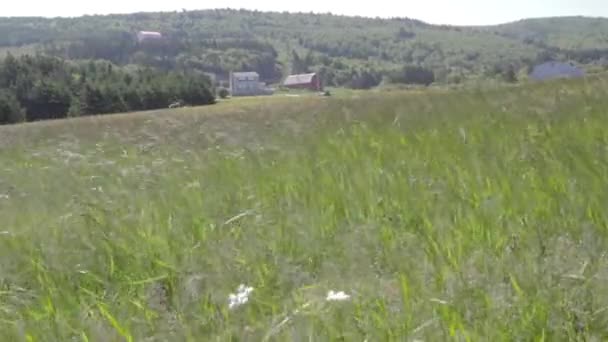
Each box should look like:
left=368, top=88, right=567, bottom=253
left=530, top=61, right=585, bottom=81
left=231, top=72, right=260, bottom=81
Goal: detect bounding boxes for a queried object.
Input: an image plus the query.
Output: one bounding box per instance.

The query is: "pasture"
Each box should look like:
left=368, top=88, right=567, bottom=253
left=1, top=77, right=608, bottom=340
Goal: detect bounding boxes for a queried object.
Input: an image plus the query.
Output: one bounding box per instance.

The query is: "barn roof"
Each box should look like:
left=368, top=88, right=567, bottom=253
left=283, top=73, right=317, bottom=86
left=530, top=61, right=584, bottom=81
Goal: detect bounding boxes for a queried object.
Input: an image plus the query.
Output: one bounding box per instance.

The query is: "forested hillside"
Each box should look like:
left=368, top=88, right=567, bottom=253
left=1, top=10, right=608, bottom=89
left=494, top=17, right=608, bottom=50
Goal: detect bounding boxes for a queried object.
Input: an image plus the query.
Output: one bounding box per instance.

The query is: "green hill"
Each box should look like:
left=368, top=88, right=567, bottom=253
left=1, top=10, right=607, bottom=87
left=494, top=16, right=608, bottom=50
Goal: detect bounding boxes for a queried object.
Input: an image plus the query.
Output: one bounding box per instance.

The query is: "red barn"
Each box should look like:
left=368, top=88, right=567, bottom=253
left=282, top=73, right=322, bottom=91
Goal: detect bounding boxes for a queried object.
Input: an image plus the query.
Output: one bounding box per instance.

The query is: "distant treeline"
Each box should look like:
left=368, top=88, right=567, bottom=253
left=0, top=54, right=215, bottom=125
left=7, top=10, right=608, bottom=89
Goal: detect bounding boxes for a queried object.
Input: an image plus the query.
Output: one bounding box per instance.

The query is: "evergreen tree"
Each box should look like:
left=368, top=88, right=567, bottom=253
left=0, top=54, right=216, bottom=124
left=24, top=81, right=71, bottom=121
left=503, top=65, right=518, bottom=83
left=0, top=90, right=26, bottom=124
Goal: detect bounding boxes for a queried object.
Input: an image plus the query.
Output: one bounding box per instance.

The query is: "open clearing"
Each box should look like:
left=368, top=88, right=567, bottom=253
left=2, top=78, right=608, bottom=340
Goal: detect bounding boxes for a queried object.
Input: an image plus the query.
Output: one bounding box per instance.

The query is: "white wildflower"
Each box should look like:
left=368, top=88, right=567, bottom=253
left=58, top=149, right=85, bottom=163
left=75, top=263, right=89, bottom=274
left=152, top=159, right=165, bottom=167
left=326, top=290, right=351, bottom=302
left=429, top=298, right=449, bottom=305
left=228, top=284, right=254, bottom=309
left=0, top=194, right=9, bottom=200
left=59, top=213, right=73, bottom=221
left=186, top=181, right=201, bottom=189
left=224, top=210, right=254, bottom=226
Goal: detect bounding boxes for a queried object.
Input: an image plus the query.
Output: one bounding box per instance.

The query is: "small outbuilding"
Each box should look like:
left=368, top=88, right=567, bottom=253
left=137, top=31, right=163, bottom=43
left=529, top=61, right=585, bottom=81
left=282, top=73, right=322, bottom=91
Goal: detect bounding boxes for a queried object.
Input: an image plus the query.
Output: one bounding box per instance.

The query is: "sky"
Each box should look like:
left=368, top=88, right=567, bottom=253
left=3, top=0, right=607, bottom=26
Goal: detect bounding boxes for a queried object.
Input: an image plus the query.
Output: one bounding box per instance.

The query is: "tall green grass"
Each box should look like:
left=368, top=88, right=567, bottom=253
left=1, top=77, right=608, bottom=340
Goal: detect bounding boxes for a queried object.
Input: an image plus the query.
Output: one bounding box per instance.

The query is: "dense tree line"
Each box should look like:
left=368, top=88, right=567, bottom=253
left=0, top=90, right=25, bottom=124
left=0, top=54, right=215, bottom=124
left=389, top=66, right=436, bottom=86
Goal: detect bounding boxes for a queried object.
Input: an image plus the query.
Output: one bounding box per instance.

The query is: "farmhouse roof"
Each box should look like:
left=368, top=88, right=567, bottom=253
left=232, top=72, right=260, bottom=80
left=283, top=73, right=317, bottom=86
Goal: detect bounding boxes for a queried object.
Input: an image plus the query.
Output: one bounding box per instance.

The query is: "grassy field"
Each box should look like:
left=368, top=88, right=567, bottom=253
left=1, top=77, right=608, bottom=341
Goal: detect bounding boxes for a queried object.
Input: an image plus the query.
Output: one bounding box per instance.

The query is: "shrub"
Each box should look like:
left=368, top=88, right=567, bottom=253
left=390, top=66, right=435, bottom=86
left=218, top=88, right=230, bottom=99
left=0, top=90, right=26, bottom=124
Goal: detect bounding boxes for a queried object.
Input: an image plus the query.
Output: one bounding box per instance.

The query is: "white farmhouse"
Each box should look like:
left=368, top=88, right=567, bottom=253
left=229, top=72, right=273, bottom=97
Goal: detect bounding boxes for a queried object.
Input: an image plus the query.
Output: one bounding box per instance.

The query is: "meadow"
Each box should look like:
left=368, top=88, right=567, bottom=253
left=1, top=78, right=608, bottom=341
